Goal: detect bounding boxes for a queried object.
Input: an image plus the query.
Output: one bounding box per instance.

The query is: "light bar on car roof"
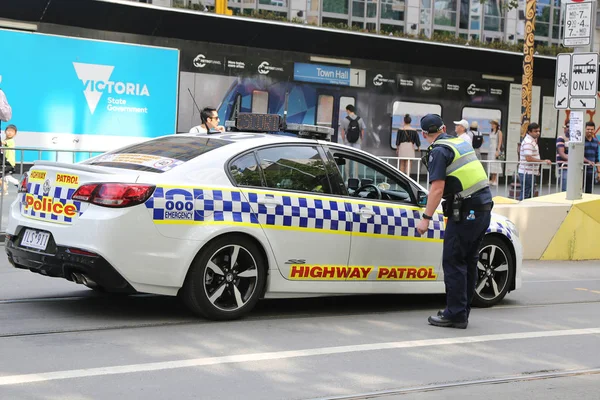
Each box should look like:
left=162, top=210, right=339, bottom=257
left=225, top=112, right=333, bottom=141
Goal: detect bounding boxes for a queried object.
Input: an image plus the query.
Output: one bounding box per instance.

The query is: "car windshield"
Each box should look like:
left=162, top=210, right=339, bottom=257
left=82, top=136, right=230, bottom=173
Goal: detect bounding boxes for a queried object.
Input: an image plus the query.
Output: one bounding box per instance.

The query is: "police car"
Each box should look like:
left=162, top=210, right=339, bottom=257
left=5, top=113, right=522, bottom=320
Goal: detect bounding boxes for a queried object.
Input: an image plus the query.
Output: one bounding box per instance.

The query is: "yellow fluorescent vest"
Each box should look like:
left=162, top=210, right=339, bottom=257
left=429, top=137, right=489, bottom=198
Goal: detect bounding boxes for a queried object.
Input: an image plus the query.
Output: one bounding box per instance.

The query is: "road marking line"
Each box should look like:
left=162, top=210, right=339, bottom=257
left=590, top=290, right=600, bottom=295
left=575, top=288, right=589, bottom=291
left=528, top=279, right=600, bottom=283
left=1, top=327, right=600, bottom=386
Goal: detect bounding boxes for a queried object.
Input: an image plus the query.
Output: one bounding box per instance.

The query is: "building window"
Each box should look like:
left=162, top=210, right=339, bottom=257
left=420, top=0, right=433, bottom=36
left=434, top=0, right=457, bottom=27
left=352, top=0, right=365, bottom=17
left=323, top=0, right=349, bottom=14
left=535, top=1, right=551, bottom=37
left=380, top=0, right=404, bottom=22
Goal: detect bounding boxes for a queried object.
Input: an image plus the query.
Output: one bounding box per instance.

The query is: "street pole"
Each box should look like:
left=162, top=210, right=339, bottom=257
left=566, top=0, right=596, bottom=201
left=520, top=0, right=536, bottom=140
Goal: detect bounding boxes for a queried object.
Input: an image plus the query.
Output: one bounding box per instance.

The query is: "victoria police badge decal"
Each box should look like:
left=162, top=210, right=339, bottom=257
left=43, top=179, right=51, bottom=196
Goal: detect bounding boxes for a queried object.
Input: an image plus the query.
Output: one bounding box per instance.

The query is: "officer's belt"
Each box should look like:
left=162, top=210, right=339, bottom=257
left=460, top=201, right=494, bottom=212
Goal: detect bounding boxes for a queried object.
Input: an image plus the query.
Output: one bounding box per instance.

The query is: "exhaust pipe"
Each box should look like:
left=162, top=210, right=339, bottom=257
left=81, top=274, right=98, bottom=289
left=71, top=272, right=84, bottom=284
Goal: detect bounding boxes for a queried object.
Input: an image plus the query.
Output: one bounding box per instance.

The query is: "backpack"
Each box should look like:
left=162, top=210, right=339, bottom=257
left=471, top=130, right=483, bottom=149
left=346, top=116, right=361, bottom=143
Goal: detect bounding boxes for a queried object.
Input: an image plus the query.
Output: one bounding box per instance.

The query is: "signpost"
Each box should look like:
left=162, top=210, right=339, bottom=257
left=553, top=52, right=598, bottom=110
left=563, top=0, right=593, bottom=47
left=554, top=53, right=571, bottom=110
left=552, top=0, right=598, bottom=200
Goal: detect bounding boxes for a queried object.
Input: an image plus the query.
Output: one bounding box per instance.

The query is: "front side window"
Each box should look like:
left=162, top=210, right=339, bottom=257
left=255, top=146, right=332, bottom=194
left=330, top=150, right=416, bottom=204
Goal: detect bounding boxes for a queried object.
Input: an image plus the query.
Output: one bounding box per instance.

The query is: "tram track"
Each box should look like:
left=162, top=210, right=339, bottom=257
left=310, top=368, right=600, bottom=399
left=0, top=294, right=599, bottom=339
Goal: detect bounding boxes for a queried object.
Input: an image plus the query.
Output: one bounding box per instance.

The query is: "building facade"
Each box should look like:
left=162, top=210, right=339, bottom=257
left=136, top=0, right=599, bottom=51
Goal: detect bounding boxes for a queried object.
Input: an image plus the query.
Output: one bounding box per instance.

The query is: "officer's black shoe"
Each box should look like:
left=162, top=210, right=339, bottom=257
left=437, top=309, right=444, bottom=317
left=428, top=315, right=468, bottom=329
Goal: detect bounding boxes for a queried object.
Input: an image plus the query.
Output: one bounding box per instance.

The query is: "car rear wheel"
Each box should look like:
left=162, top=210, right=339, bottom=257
left=181, top=235, right=266, bottom=320
left=472, top=236, right=514, bottom=308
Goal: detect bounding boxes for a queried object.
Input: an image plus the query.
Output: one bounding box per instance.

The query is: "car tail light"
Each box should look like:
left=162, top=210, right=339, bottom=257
left=72, top=183, right=155, bottom=208
left=18, top=173, right=28, bottom=193
left=66, top=248, right=99, bottom=257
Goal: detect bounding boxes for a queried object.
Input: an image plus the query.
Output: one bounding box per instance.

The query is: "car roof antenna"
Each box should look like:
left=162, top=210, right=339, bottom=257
left=187, top=88, right=203, bottom=122
left=281, top=90, right=289, bottom=131
left=230, top=94, right=242, bottom=131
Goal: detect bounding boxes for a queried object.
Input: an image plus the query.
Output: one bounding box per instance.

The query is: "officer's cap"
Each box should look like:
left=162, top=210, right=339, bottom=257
left=420, top=114, right=445, bottom=134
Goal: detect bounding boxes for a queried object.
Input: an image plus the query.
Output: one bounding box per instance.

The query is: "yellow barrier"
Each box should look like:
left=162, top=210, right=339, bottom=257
left=492, top=194, right=600, bottom=261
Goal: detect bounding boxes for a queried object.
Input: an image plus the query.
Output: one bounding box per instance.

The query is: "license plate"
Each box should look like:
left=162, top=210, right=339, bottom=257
left=21, top=229, right=50, bottom=251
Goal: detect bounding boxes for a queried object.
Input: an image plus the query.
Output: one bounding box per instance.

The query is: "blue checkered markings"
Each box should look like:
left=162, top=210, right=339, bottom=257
left=146, top=187, right=446, bottom=240
left=21, top=182, right=82, bottom=223
left=487, top=220, right=512, bottom=240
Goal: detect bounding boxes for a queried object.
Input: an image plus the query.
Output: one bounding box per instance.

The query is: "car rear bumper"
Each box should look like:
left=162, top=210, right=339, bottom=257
left=5, top=226, right=136, bottom=293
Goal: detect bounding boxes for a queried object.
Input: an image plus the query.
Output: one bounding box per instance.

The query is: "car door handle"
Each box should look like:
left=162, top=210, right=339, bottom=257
left=258, top=195, right=282, bottom=207
left=357, top=207, right=375, bottom=217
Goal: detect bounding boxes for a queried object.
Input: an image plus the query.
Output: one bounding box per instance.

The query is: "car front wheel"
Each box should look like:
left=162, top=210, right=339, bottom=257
left=181, top=235, right=266, bottom=320
left=472, top=235, right=514, bottom=308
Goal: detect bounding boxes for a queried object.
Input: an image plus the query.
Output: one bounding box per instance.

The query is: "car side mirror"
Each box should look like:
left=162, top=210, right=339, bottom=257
left=417, top=191, right=428, bottom=207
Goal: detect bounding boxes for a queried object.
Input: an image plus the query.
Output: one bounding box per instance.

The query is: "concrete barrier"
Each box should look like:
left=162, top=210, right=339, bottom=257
left=491, top=193, right=600, bottom=260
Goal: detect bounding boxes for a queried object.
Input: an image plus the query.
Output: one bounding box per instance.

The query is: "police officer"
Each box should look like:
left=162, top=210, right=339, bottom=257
left=416, top=114, right=493, bottom=329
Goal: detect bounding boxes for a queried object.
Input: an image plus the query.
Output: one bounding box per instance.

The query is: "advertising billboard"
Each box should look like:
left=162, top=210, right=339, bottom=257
left=0, top=29, right=180, bottom=162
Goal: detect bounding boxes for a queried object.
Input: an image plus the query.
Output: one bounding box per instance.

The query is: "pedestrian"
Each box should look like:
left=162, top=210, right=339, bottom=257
left=396, top=114, right=420, bottom=175
left=469, top=121, right=484, bottom=160
left=1, top=124, right=18, bottom=193
left=556, top=120, right=570, bottom=191
left=0, top=75, right=12, bottom=125
left=453, top=119, right=472, bottom=145
left=488, top=120, right=503, bottom=186
left=518, top=123, right=551, bottom=200
left=189, top=107, right=225, bottom=134
left=416, top=114, right=493, bottom=329
left=340, top=105, right=366, bottom=149
left=583, top=121, right=600, bottom=194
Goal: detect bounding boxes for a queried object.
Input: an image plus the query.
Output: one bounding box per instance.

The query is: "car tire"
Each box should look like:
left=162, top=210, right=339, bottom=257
left=181, top=234, right=266, bottom=320
left=472, top=235, right=514, bottom=308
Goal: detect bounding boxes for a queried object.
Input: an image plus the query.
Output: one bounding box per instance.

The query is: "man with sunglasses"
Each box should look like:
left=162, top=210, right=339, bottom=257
left=189, top=107, right=225, bottom=134
left=416, top=114, right=493, bottom=329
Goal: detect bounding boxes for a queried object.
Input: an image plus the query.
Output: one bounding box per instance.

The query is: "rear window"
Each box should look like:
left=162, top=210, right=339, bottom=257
left=83, top=136, right=230, bottom=173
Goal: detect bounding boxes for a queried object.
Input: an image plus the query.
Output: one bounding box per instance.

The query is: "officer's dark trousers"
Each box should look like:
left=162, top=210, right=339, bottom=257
left=442, top=210, right=491, bottom=322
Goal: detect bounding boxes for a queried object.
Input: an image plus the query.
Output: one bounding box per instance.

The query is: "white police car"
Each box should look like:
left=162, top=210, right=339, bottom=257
left=5, top=114, right=522, bottom=320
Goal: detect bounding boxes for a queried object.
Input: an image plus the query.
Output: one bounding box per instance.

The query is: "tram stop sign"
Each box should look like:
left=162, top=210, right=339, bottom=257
left=554, top=52, right=598, bottom=110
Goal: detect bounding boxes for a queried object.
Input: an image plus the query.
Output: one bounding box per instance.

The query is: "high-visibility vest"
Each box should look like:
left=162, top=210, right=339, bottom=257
left=428, top=137, right=489, bottom=198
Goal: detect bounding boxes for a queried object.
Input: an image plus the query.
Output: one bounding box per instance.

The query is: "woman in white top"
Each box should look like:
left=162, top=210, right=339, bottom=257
left=488, top=119, right=503, bottom=185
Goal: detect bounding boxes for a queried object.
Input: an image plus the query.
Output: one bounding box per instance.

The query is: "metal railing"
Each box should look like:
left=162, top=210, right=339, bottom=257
left=378, top=156, right=600, bottom=199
